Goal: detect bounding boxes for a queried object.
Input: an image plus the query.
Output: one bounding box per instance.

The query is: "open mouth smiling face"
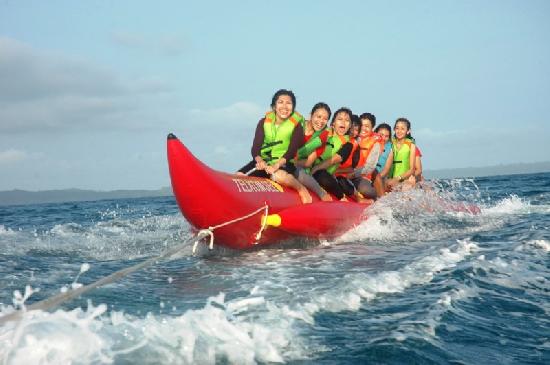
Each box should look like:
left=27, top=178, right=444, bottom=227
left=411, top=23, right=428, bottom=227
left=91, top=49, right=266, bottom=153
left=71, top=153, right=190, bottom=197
left=333, top=112, right=351, bottom=136
left=275, top=95, right=293, bottom=121
left=311, top=108, right=329, bottom=131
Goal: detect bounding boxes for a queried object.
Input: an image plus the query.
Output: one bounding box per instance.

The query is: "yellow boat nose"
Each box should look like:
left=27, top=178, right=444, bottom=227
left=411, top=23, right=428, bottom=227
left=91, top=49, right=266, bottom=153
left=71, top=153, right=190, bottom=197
left=262, top=214, right=281, bottom=227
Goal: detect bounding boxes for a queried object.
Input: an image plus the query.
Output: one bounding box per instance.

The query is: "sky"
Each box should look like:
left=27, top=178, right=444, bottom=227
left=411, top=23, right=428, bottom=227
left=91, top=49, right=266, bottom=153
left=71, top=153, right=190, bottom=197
left=0, top=0, right=549, bottom=191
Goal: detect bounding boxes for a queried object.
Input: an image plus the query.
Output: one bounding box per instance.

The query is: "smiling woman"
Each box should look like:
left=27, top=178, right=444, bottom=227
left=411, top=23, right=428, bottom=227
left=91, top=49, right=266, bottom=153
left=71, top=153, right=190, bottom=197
left=309, top=107, right=367, bottom=202
left=237, top=89, right=312, bottom=204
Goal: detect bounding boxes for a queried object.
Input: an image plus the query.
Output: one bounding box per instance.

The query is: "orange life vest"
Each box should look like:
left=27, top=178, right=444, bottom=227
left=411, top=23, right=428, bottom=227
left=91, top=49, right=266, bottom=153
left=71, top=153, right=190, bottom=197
left=357, top=132, right=384, bottom=180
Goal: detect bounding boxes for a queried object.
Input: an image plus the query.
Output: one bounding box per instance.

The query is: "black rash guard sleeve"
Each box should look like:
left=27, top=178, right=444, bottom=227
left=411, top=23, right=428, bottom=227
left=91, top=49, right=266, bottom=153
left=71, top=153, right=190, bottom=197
left=282, top=123, right=305, bottom=162
left=337, top=142, right=353, bottom=162
left=251, top=118, right=266, bottom=158
left=351, top=145, right=361, bottom=168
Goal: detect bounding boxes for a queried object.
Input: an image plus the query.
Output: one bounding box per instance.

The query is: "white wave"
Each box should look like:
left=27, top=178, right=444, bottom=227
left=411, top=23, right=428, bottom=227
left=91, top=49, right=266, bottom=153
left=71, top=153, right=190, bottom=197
left=472, top=246, right=550, bottom=308
left=334, top=191, right=487, bottom=244
left=394, top=284, right=477, bottom=341
left=523, top=240, right=550, bottom=253
left=0, top=295, right=295, bottom=365
left=243, top=239, right=479, bottom=327
left=0, top=214, right=191, bottom=260
left=0, top=239, right=478, bottom=364
left=0, top=303, right=110, bottom=365
left=481, top=195, right=530, bottom=215
left=337, top=204, right=397, bottom=242
left=0, top=225, right=17, bottom=236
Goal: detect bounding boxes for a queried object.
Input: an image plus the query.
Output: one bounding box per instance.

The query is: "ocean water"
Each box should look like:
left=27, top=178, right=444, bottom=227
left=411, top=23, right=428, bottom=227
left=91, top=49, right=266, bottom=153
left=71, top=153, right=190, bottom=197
left=0, top=172, right=548, bottom=364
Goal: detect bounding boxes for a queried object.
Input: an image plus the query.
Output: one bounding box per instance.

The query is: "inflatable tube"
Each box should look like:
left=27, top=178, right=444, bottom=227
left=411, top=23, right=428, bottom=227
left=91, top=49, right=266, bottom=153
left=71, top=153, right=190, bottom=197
left=167, top=133, right=371, bottom=249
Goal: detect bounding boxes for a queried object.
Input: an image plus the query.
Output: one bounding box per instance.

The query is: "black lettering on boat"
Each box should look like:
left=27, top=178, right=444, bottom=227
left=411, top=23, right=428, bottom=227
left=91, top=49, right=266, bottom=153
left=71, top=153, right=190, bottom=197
left=232, top=178, right=281, bottom=193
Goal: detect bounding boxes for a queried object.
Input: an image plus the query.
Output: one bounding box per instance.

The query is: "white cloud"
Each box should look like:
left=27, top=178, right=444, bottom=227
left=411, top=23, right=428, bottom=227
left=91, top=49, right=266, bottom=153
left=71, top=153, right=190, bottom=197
left=0, top=37, right=176, bottom=133
left=111, top=30, right=188, bottom=56
left=0, top=149, right=27, bottom=164
left=0, top=37, right=122, bottom=103
left=188, top=101, right=264, bottom=127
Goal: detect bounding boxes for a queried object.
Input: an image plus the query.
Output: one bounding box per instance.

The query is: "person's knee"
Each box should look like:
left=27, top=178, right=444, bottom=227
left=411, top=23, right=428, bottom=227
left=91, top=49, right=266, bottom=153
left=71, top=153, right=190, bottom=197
left=271, top=170, right=288, bottom=183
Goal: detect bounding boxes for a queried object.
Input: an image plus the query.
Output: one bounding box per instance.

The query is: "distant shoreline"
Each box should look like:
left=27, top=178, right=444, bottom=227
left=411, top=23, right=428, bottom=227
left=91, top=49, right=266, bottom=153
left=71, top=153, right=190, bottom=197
left=0, top=187, right=173, bottom=207
left=2, top=162, right=549, bottom=207
left=424, top=160, right=550, bottom=179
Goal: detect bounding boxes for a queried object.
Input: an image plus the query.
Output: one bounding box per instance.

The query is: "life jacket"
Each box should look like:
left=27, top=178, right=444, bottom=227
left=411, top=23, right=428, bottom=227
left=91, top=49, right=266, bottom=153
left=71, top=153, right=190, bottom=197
left=297, top=128, right=329, bottom=160
left=334, top=133, right=384, bottom=179
left=390, top=138, right=413, bottom=178
left=357, top=132, right=383, bottom=169
left=376, top=141, right=392, bottom=173
left=314, top=132, right=349, bottom=175
left=260, top=111, right=304, bottom=164
left=334, top=139, right=359, bottom=177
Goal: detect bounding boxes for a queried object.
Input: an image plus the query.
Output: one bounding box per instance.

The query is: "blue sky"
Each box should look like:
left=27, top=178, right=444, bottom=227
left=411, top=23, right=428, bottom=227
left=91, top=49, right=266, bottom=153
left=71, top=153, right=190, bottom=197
left=1, top=0, right=549, bottom=191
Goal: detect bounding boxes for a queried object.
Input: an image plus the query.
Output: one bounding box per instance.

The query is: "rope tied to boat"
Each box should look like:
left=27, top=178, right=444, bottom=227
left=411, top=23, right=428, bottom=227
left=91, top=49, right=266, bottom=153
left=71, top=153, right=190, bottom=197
left=192, top=203, right=269, bottom=254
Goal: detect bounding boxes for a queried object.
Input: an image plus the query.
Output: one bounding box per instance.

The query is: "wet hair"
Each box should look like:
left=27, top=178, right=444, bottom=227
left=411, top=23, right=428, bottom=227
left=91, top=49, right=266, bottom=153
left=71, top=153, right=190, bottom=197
left=331, top=107, right=353, bottom=126
left=271, top=89, right=296, bottom=112
left=359, top=112, right=377, bottom=128
left=394, top=117, right=411, bottom=131
left=310, top=102, right=332, bottom=120
left=394, top=117, right=415, bottom=140
left=375, top=123, right=392, bottom=136
left=351, top=114, right=361, bottom=129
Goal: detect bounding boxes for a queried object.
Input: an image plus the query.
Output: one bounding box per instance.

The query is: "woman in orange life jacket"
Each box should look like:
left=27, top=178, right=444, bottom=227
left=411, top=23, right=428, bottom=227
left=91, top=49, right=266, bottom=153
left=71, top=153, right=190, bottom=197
left=236, top=89, right=312, bottom=203
left=293, top=102, right=333, bottom=201
left=334, top=113, right=384, bottom=199
left=309, top=107, right=367, bottom=202
left=385, top=117, right=417, bottom=191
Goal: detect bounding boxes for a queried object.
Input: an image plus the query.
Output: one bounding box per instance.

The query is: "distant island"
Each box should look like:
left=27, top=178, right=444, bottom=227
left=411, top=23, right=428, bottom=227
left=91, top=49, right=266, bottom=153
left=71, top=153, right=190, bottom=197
left=1, top=161, right=549, bottom=206
left=0, top=187, right=173, bottom=206
left=424, top=160, right=550, bottom=179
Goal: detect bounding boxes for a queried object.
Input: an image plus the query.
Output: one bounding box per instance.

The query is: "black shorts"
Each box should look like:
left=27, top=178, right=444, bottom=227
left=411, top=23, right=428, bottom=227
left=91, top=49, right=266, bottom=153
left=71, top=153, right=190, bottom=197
left=240, top=160, right=297, bottom=178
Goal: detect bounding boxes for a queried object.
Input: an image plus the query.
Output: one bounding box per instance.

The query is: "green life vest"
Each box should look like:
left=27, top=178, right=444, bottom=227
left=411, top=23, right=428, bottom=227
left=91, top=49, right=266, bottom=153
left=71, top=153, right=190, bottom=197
left=390, top=138, right=412, bottom=178
left=260, top=111, right=304, bottom=165
left=314, top=133, right=349, bottom=175
left=297, top=128, right=327, bottom=160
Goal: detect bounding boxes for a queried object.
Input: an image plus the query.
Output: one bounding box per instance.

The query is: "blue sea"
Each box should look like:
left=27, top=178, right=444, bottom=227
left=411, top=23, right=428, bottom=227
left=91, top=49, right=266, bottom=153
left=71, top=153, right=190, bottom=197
left=1, top=172, right=549, bottom=364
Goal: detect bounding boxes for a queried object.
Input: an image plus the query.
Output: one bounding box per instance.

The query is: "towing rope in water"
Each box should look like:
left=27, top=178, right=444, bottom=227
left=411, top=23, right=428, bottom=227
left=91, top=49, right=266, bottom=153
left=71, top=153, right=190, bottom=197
left=0, top=231, right=209, bottom=325
left=191, top=203, right=269, bottom=253
left=0, top=203, right=270, bottom=325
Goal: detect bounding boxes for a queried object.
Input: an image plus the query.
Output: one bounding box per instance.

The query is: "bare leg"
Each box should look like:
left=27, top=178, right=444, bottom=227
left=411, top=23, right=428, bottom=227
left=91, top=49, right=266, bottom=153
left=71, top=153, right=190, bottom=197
left=296, top=167, right=332, bottom=201
left=372, top=173, right=385, bottom=198
left=353, top=177, right=377, bottom=199
left=272, top=170, right=312, bottom=204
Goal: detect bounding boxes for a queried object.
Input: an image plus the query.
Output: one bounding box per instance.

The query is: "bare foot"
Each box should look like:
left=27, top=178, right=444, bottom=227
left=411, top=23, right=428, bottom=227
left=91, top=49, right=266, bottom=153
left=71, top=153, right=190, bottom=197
left=298, top=188, right=312, bottom=204
left=340, top=196, right=349, bottom=202
left=235, top=172, right=246, bottom=176
left=357, top=197, right=374, bottom=204
left=320, top=193, right=333, bottom=202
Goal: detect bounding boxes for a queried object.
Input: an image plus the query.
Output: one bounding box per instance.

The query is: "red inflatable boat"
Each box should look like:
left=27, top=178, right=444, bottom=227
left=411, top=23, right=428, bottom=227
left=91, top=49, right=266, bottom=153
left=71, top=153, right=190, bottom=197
left=167, top=133, right=370, bottom=249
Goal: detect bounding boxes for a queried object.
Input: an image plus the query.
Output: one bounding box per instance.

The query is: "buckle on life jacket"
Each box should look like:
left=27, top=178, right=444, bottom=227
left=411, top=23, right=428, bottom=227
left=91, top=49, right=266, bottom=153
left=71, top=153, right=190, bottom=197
left=261, top=140, right=283, bottom=150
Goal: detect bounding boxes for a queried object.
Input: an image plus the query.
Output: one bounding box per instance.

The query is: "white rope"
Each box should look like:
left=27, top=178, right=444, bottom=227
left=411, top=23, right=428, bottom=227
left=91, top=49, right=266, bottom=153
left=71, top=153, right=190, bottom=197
left=192, top=203, right=269, bottom=253
left=0, top=205, right=272, bottom=324
left=0, top=231, right=211, bottom=325
left=254, top=203, right=270, bottom=242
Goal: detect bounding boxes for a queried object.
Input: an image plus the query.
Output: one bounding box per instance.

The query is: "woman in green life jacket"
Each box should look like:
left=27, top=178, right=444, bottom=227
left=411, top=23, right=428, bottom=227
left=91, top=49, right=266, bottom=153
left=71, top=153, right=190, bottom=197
left=293, top=102, right=333, bottom=201
left=386, top=117, right=417, bottom=190
left=237, top=89, right=313, bottom=204
left=309, top=107, right=367, bottom=202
